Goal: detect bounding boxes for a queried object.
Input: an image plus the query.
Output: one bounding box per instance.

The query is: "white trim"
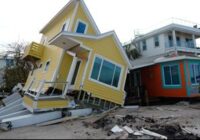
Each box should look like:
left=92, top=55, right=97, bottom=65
left=43, top=59, right=51, bottom=72
left=70, top=59, right=82, bottom=86
left=134, top=23, right=200, bottom=42
left=68, top=1, right=79, bottom=32
left=49, top=31, right=132, bottom=69
left=88, top=54, right=124, bottom=91
left=61, top=18, right=71, bottom=32
left=122, top=67, right=128, bottom=92
left=74, top=19, right=88, bottom=34
left=79, top=0, right=100, bottom=34
left=132, top=55, right=200, bottom=70
left=67, top=37, right=92, bottom=51
left=40, top=0, right=75, bottom=33
left=80, top=50, right=92, bottom=87
left=67, top=51, right=76, bottom=57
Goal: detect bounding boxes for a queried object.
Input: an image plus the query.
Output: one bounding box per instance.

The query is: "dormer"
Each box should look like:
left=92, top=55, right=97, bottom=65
left=40, top=0, right=100, bottom=44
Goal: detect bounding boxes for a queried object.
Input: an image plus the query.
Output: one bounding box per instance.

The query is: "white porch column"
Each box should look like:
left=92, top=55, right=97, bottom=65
left=62, top=56, right=78, bottom=98
left=172, top=30, right=177, bottom=54
left=192, top=34, right=196, bottom=47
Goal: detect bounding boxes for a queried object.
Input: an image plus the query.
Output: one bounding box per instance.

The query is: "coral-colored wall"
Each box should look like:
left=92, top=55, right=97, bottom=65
left=140, top=61, right=187, bottom=97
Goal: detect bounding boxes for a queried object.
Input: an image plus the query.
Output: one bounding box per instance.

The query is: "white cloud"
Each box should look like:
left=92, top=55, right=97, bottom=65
left=0, top=0, right=200, bottom=47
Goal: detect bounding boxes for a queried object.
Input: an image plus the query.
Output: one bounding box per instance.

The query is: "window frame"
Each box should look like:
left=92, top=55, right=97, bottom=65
left=161, top=63, right=182, bottom=88
left=189, top=63, right=200, bottom=85
left=154, top=35, right=160, bottom=47
left=61, top=18, right=71, bottom=32
left=176, top=36, right=181, bottom=46
left=89, top=54, right=124, bottom=90
left=142, top=40, right=147, bottom=51
left=74, top=19, right=88, bottom=34
left=44, top=60, right=51, bottom=72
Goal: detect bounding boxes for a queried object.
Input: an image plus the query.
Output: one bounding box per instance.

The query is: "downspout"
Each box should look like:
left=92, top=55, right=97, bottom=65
left=122, top=67, right=129, bottom=106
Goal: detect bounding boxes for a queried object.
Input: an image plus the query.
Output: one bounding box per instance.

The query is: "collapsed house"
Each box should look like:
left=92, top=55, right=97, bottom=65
left=0, top=0, right=132, bottom=129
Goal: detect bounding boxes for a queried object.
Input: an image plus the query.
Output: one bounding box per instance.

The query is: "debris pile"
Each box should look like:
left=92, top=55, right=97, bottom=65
left=83, top=108, right=200, bottom=139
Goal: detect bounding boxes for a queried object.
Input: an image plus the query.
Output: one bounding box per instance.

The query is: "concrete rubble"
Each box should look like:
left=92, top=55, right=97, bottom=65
left=82, top=104, right=200, bottom=139
left=1, top=89, right=200, bottom=139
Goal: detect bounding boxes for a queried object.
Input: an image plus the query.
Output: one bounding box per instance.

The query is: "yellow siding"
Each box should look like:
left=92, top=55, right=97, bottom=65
left=23, top=42, right=44, bottom=60
left=23, top=0, right=128, bottom=105
left=72, top=3, right=97, bottom=36
left=23, top=95, right=34, bottom=108
left=43, top=7, right=74, bottom=41
left=73, top=36, right=127, bottom=105
left=23, top=95, right=69, bottom=109
left=37, top=100, right=69, bottom=109
left=56, top=53, right=73, bottom=89
left=23, top=46, right=64, bottom=92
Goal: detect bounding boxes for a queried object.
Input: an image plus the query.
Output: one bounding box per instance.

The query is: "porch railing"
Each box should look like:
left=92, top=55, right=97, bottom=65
left=165, top=41, right=200, bottom=54
left=25, top=79, right=69, bottom=100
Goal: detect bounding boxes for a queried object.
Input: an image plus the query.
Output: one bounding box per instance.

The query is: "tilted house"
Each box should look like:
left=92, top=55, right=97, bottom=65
left=126, top=19, right=200, bottom=102
left=22, top=0, right=131, bottom=112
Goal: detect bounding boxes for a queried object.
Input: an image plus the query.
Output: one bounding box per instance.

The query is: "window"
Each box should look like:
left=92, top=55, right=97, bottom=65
left=61, top=19, right=70, bottom=32
left=142, top=40, right=147, bottom=51
left=176, top=36, right=181, bottom=46
left=91, top=56, right=122, bottom=88
left=185, top=38, right=194, bottom=48
left=190, top=64, right=200, bottom=84
left=76, top=21, right=87, bottom=34
left=44, top=61, right=50, bottom=71
left=154, top=36, right=159, bottom=47
left=162, top=64, right=181, bottom=86
left=168, top=35, right=173, bottom=47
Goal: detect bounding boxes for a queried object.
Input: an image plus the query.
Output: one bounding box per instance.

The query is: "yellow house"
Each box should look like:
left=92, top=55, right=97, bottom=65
left=22, top=0, right=131, bottom=112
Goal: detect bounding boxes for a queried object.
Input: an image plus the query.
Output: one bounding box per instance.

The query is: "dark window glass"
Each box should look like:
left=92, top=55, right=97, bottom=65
left=99, top=60, right=115, bottom=85
left=171, top=65, right=180, bottom=85
left=154, top=36, right=159, bottom=47
left=164, top=66, right=171, bottom=85
left=76, top=22, right=86, bottom=34
left=176, top=37, right=181, bottom=46
left=71, top=61, right=81, bottom=85
left=112, top=66, right=121, bottom=87
left=91, top=57, right=102, bottom=80
left=142, top=40, right=147, bottom=51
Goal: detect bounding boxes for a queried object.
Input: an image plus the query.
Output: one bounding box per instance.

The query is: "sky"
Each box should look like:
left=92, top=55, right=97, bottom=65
left=1, top=0, right=200, bottom=52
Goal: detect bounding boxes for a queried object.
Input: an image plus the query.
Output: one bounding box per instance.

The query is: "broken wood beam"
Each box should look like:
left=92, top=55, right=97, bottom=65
left=37, top=116, right=79, bottom=127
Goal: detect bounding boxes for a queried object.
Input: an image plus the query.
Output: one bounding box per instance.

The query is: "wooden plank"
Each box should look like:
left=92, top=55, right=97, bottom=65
left=82, top=107, right=119, bottom=124
left=37, top=116, right=79, bottom=127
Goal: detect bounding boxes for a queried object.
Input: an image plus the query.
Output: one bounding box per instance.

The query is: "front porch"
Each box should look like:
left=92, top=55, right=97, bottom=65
left=23, top=36, right=91, bottom=112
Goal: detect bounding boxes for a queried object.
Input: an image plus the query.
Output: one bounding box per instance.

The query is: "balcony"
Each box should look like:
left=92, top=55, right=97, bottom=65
left=165, top=40, right=200, bottom=54
left=23, top=42, right=44, bottom=60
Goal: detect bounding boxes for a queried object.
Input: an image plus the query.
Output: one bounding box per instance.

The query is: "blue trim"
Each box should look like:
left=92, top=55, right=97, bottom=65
left=183, top=60, right=190, bottom=97
left=187, top=60, right=200, bottom=95
left=161, top=62, right=182, bottom=89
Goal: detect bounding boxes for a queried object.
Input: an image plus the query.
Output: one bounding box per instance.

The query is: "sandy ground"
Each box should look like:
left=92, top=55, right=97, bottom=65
left=0, top=102, right=200, bottom=139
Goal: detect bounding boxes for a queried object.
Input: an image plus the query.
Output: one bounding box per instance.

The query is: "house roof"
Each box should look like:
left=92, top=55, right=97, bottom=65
left=134, top=23, right=200, bottom=42
left=40, top=0, right=100, bottom=35
left=130, top=54, right=200, bottom=70
left=49, top=31, right=132, bottom=69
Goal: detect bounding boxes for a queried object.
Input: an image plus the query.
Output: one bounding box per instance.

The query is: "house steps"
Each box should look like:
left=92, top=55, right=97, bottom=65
left=0, top=92, right=62, bottom=130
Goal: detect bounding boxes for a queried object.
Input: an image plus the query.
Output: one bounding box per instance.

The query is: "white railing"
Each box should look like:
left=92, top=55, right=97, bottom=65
left=25, top=79, right=69, bottom=100
left=134, top=17, right=200, bottom=37
left=165, top=40, right=200, bottom=54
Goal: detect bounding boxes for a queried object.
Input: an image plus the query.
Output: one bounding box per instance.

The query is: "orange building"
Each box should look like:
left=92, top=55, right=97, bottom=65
left=124, top=19, right=200, bottom=102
